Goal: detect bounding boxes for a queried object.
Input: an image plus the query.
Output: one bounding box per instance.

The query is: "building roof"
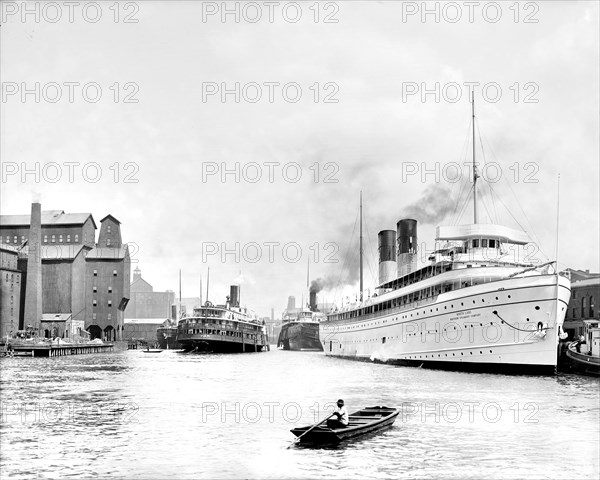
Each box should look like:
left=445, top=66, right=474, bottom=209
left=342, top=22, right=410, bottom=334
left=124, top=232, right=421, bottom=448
left=124, top=318, right=170, bottom=325
left=41, top=313, right=72, bottom=322
left=100, top=214, right=121, bottom=224
left=572, top=278, right=600, bottom=288
left=86, top=246, right=129, bottom=260
left=0, top=211, right=97, bottom=229
left=19, top=244, right=87, bottom=260
left=131, top=277, right=153, bottom=291
left=0, top=243, right=19, bottom=254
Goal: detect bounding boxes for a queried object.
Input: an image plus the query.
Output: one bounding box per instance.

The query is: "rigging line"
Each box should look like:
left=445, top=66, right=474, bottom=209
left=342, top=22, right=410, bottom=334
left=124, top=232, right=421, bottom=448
left=450, top=120, right=475, bottom=224
left=456, top=184, right=475, bottom=224
left=331, top=206, right=360, bottom=304
left=362, top=206, right=379, bottom=290
left=476, top=121, right=500, bottom=223
left=479, top=128, right=548, bottom=257
left=478, top=191, right=494, bottom=224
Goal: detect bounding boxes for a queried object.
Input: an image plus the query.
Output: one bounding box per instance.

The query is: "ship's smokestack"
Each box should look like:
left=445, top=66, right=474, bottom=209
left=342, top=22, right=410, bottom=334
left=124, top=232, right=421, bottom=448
left=309, top=291, right=318, bottom=312
left=229, top=285, right=240, bottom=308
left=397, top=219, right=417, bottom=277
left=24, top=202, right=43, bottom=332
left=287, top=296, right=296, bottom=310
left=378, top=230, right=397, bottom=285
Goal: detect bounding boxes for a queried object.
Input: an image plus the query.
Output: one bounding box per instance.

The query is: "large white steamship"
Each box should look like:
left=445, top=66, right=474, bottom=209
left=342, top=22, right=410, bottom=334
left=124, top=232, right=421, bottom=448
left=320, top=105, right=571, bottom=374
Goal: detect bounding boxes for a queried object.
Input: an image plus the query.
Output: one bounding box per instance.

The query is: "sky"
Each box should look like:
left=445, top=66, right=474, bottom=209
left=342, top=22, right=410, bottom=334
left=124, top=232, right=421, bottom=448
left=1, top=0, right=598, bottom=317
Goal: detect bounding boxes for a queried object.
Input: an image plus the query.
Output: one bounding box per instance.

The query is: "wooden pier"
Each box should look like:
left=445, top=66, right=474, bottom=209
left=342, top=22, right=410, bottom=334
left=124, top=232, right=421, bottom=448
left=6, top=342, right=114, bottom=358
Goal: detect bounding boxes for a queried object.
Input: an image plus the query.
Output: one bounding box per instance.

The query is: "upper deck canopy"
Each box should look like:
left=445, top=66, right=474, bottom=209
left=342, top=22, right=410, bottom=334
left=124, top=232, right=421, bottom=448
left=436, top=224, right=530, bottom=245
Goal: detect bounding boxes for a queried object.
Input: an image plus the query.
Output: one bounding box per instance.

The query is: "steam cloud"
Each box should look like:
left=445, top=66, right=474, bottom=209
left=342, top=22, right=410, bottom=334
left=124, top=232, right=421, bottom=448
left=400, top=184, right=455, bottom=224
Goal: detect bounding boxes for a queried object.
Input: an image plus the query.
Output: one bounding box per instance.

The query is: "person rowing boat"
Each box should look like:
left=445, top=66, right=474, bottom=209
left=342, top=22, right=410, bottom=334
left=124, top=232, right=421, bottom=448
left=327, top=399, right=348, bottom=429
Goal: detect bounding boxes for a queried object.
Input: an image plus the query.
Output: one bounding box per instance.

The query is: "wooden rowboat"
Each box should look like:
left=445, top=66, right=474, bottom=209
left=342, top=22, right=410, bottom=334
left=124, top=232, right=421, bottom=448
left=290, top=406, right=399, bottom=445
left=142, top=349, right=163, bottom=354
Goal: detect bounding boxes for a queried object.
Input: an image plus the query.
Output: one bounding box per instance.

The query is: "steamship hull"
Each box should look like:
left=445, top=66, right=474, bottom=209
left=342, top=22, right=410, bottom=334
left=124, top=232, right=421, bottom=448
left=277, top=322, right=322, bottom=351
left=156, top=327, right=182, bottom=350
left=177, top=318, right=268, bottom=353
left=321, top=273, right=570, bottom=374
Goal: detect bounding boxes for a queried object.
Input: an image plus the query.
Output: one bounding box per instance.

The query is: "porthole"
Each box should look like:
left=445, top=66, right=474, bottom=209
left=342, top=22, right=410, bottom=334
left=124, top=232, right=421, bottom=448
left=495, top=296, right=498, bottom=300
left=508, top=295, right=511, bottom=299
left=535, top=306, right=540, bottom=310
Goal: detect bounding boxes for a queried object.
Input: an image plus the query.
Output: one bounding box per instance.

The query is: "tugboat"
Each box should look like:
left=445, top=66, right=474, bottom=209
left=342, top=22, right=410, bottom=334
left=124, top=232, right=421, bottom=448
left=564, top=320, right=600, bottom=376
left=278, top=290, right=324, bottom=351
left=177, top=285, right=269, bottom=353
left=156, top=319, right=182, bottom=350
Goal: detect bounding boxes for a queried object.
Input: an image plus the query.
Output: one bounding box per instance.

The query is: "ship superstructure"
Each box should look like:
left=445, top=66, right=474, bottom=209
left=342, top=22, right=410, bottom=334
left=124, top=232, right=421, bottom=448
left=177, top=285, right=268, bottom=353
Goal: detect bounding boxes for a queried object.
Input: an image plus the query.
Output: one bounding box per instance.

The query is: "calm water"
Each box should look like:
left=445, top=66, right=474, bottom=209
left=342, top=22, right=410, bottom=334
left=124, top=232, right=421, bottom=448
left=1, top=348, right=598, bottom=479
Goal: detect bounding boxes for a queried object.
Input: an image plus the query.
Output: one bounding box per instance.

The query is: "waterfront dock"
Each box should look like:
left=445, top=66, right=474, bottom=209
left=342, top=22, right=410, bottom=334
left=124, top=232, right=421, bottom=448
left=4, top=342, right=114, bottom=357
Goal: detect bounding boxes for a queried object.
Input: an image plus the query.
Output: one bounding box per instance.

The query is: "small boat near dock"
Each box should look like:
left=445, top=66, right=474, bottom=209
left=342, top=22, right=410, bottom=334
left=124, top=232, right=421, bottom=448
left=290, top=406, right=399, bottom=445
left=564, top=320, right=600, bottom=376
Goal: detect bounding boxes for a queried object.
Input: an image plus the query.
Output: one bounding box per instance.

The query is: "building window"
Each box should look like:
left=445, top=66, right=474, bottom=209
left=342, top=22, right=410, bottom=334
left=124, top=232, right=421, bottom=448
left=93, top=300, right=97, bottom=306
left=472, top=239, right=479, bottom=248
left=5, top=236, right=8, bottom=243
left=84, top=233, right=87, bottom=243
left=590, top=296, right=595, bottom=317
left=92, top=313, right=97, bottom=320
left=582, top=297, right=587, bottom=318
left=75, top=234, right=79, bottom=242
left=44, top=235, right=48, bottom=243
left=108, top=313, right=112, bottom=320
left=572, top=308, right=576, bottom=319
left=108, top=300, right=112, bottom=307
left=107, top=238, right=111, bottom=246
left=93, top=270, right=98, bottom=276
left=482, top=239, right=488, bottom=248
left=13, top=236, right=17, bottom=243
left=113, top=270, right=117, bottom=276
left=51, top=235, right=56, bottom=243
left=107, top=225, right=111, bottom=234
left=67, top=235, right=71, bottom=243
left=21, top=235, right=25, bottom=243
left=108, top=286, right=112, bottom=293
left=59, top=235, right=63, bottom=243
left=93, top=286, right=97, bottom=293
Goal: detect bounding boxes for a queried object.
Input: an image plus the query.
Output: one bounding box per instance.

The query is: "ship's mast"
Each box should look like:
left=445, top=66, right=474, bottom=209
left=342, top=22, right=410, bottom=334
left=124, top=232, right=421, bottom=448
left=472, top=92, right=479, bottom=224
left=206, top=267, right=210, bottom=304
left=179, top=269, right=182, bottom=320
left=199, top=275, right=203, bottom=306
left=359, top=191, right=363, bottom=302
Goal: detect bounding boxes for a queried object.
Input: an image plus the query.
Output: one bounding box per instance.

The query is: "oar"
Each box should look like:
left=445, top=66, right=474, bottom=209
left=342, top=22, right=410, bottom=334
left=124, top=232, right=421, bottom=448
left=287, top=413, right=335, bottom=448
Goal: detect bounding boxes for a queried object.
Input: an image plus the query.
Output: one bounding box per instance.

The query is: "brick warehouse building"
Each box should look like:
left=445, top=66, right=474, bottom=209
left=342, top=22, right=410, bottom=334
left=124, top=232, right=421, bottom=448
left=563, top=269, right=600, bottom=340
left=0, top=244, right=22, bottom=338
left=0, top=205, right=130, bottom=340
